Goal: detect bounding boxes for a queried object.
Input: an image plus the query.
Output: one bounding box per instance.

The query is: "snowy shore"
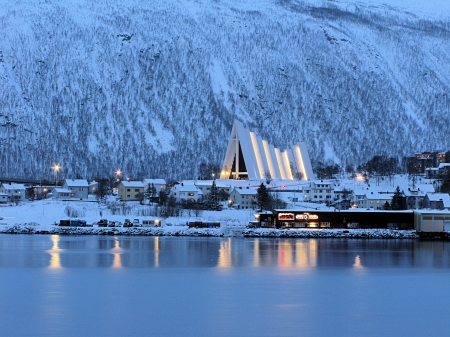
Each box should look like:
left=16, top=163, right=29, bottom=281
left=0, top=223, right=424, bottom=239
left=1, top=199, right=448, bottom=239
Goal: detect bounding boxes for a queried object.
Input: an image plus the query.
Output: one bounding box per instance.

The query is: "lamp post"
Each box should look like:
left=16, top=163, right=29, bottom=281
left=212, top=173, right=216, bottom=205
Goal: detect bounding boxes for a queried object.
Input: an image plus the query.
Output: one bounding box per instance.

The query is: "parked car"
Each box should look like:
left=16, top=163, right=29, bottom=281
left=98, top=219, right=108, bottom=227
left=123, top=219, right=132, bottom=227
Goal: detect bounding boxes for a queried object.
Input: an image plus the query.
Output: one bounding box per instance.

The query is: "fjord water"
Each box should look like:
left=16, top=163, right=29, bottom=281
left=1, top=235, right=449, bottom=337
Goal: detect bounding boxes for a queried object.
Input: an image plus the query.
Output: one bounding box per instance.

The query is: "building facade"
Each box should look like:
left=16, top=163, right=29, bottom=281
left=118, top=181, right=145, bottom=201
left=0, top=183, right=26, bottom=202
left=221, top=120, right=314, bottom=181
left=228, top=188, right=257, bottom=209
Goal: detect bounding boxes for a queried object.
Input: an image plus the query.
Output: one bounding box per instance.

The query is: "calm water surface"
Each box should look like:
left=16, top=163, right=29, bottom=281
left=1, top=235, right=450, bottom=337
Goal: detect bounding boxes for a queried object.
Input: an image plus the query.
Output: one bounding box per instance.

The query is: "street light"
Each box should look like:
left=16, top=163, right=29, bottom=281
left=52, top=163, right=61, bottom=187
left=115, top=169, right=122, bottom=181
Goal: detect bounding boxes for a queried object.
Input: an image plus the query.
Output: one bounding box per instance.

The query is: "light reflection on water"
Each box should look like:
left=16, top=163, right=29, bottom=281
left=1, top=235, right=450, bottom=269
left=1, top=235, right=450, bottom=337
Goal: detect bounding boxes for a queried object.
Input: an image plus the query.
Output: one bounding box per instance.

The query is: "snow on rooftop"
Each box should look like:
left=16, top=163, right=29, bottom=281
left=143, top=179, right=166, bottom=185
left=1, top=183, right=26, bottom=190
left=120, top=181, right=145, bottom=188
left=65, top=179, right=89, bottom=187
left=426, top=193, right=450, bottom=205
left=233, top=188, right=258, bottom=195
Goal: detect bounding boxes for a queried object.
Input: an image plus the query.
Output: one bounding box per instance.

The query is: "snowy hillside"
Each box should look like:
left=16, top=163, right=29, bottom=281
left=1, top=0, right=449, bottom=180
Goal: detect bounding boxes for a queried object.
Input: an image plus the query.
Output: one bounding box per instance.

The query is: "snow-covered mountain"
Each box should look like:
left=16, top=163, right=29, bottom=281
left=1, top=0, right=449, bottom=180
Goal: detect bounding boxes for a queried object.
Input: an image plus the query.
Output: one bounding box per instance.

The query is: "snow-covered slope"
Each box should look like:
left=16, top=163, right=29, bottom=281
left=1, top=0, right=449, bottom=179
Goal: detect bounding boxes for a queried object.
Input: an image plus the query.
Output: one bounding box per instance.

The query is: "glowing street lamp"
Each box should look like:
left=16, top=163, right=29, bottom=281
left=52, top=163, right=61, bottom=186
left=115, top=169, right=122, bottom=181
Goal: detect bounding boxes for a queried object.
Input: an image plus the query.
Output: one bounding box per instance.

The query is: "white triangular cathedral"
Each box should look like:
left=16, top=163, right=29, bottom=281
left=220, top=120, right=314, bottom=180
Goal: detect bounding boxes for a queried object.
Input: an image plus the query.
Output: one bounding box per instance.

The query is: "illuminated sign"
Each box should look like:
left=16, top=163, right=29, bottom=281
left=278, top=213, right=295, bottom=220
left=295, top=213, right=319, bottom=221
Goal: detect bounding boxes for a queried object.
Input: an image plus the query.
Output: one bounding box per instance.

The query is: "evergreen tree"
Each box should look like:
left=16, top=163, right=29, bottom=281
left=257, top=183, right=270, bottom=211
left=383, top=201, right=390, bottom=210
left=209, top=179, right=218, bottom=205
left=159, top=190, right=168, bottom=205
left=144, top=183, right=157, bottom=204
left=94, top=178, right=109, bottom=203
left=390, top=186, right=407, bottom=210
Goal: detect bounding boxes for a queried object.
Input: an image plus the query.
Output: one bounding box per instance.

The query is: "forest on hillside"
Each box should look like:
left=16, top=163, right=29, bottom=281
left=0, top=0, right=449, bottom=180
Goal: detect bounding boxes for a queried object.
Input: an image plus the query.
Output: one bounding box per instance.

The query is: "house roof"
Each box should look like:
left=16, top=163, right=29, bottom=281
left=233, top=188, right=258, bottom=195
left=174, top=184, right=201, bottom=192
left=120, top=181, right=145, bottom=188
left=1, top=183, right=26, bottom=190
left=65, top=179, right=89, bottom=187
left=416, top=184, right=435, bottom=193
left=364, top=192, right=393, bottom=200
left=426, top=193, right=450, bottom=207
left=143, top=179, right=166, bottom=185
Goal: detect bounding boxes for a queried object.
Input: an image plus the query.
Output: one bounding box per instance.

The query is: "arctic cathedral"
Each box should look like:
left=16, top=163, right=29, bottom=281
left=220, top=120, right=314, bottom=181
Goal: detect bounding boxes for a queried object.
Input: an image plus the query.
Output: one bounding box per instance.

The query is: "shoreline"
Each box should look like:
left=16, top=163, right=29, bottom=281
left=2, top=223, right=448, bottom=239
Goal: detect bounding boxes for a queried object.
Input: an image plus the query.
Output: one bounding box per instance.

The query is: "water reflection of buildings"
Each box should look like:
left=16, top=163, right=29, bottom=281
left=278, top=240, right=317, bottom=269
left=217, top=238, right=232, bottom=268
left=250, top=239, right=318, bottom=269
left=155, top=237, right=159, bottom=268
left=353, top=255, right=364, bottom=269
left=111, top=238, right=123, bottom=269
left=3, top=236, right=450, bottom=269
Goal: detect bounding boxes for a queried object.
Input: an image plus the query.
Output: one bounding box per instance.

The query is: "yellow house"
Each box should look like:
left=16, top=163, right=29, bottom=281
left=118, top=181, right=145, bottom=201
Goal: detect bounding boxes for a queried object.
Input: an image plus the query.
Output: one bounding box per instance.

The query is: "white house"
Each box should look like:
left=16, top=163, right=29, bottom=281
left=170, top=183, right=203, bottom=203
left=0, top=183, right=26, bottom=202
left=363, top=191, right=394, bottom=210
left=301, top=180, right=335, bottom=203
left=58, top=179, right=89, bottom=200
left=194, top=180, right=234, bottom=201
left=52, top=188, right=75, bottom=200
left=143, top=179, right=166, bottom=193
left=229, top=187, right=258, bottom=209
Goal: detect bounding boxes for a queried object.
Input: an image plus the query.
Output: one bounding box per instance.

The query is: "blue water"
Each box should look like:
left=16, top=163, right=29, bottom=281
left=0, top=235, right=449, bottom=337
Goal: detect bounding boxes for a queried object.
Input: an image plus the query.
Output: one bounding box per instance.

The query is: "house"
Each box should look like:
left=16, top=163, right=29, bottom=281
left=170, top=183, right=203, bottom=203
left=229, top=187, right=257, bottom=209
left=57, top=179, right=90, bottom=200
left=0, top=193, right=8, bottom=203
left=363, top=191, right=394, bottom=210
left=0, top=183, right=26, bottom=202
left=143, top=179, right=166, bottom=193
left=118, top=181, right=145, bottom=201
left=89, top=181, right=99, bottom=194
left=52, top=188, right=75, bottom=200
left=33, top=186, right=53, bottom=199
left=303, top=181, right=335, bottom=203
left=194, top=180, right=233, bottom=202
left=404, top=184, right=434, bottom=209
left=438, top=163, right=450, bottom=177
left=426, top=167, right=439, bottom=179
left=352, top=190, right=366, bottom=208
left=422, top=193, right=450, bottom=210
